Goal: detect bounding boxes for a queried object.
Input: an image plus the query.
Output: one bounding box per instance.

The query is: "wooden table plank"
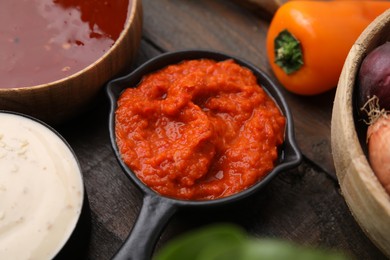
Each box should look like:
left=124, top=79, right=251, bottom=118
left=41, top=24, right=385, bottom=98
left=232, top=0, right=288, bottom=20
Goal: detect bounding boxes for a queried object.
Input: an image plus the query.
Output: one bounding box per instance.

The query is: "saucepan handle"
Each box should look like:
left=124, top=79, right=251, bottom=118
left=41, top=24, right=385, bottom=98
left=112, top=194, right=177, bottom=260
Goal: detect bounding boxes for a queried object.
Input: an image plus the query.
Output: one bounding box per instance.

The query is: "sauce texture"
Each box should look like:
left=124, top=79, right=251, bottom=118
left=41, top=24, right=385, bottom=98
left=0, top=0, right=130, bottom=89
left=115, top=59, right=285, bottom=200
left=0, top=113, right=83, bottom=259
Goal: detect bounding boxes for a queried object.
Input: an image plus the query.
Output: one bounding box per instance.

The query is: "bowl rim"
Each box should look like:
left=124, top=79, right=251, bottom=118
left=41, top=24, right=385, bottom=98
left=0, top=0, right=141, bottom=92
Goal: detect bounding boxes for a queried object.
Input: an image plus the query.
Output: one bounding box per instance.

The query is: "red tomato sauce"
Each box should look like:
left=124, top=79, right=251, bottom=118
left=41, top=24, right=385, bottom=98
left=115, top=59, right=286, bottom=200
left=0, top=0, right=130, bottom=89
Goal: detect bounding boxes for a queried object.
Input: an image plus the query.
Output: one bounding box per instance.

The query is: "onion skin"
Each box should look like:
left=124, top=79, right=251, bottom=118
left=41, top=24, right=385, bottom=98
left=367, top=115, right=390, bottom=195
left=358, top=42, right=390, bottom=111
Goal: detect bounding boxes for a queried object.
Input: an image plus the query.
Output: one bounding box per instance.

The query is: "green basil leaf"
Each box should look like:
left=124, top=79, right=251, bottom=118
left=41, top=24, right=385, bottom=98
left=154, top=224, right=349, bottom=260
left=153, top=224, right=246, bottom=260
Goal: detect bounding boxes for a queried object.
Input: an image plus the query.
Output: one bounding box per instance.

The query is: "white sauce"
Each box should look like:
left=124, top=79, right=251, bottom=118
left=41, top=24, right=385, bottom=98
left=0, top=113, right=84, bottom=260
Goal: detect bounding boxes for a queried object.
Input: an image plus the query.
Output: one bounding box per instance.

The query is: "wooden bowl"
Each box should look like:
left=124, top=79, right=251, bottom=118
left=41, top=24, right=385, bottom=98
left=331, top=9, right=390, bottom=257
left=0, top=0, right=142, bottom=125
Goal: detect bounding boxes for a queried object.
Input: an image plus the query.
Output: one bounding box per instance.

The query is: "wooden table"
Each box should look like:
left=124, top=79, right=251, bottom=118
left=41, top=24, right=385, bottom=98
left=55, top=1, right=388, bottom=259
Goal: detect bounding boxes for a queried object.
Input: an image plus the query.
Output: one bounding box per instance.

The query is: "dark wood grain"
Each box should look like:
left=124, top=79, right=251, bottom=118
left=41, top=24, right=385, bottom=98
left=54, top=0, right=388, bottom=259
left=232, top=0, right=288, bottom=20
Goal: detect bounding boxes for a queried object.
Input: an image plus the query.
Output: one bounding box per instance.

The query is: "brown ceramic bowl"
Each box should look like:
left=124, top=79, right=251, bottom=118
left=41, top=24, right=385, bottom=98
left=0, top=0, right=142, bottom=124
left=331, top=9, right=390, bottom=257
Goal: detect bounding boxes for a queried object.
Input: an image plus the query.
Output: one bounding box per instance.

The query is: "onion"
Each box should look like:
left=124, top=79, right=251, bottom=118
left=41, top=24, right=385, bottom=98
left=358, top=42, right=390, bottom=195
left=361, top=96, right=390, bottom=195
left=358, top=42, right=390, bottom=112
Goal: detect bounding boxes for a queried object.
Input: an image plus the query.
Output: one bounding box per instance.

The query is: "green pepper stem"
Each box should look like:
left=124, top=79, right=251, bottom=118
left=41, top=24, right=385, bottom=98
left=274, top=29, right=303, bottom=75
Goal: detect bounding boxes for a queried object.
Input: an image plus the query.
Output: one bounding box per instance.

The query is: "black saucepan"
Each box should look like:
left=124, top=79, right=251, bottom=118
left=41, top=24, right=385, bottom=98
left=106, top=50, right=302, bottom=260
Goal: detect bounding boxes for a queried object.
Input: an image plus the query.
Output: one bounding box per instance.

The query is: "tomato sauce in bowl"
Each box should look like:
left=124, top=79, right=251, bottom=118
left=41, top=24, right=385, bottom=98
left=0, top=0, right=130, bottom=89
left=107, top=50, right=301, bottom=260
left=115, top=59, right=286, bottom=200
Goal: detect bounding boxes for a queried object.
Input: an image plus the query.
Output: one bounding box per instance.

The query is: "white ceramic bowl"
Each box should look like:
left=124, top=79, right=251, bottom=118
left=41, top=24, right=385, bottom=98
left=0, top=111, right=88, bottom=259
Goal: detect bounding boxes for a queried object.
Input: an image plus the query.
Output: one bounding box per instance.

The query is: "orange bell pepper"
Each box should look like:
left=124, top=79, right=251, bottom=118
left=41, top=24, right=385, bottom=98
left=266, top=1, right=390, bottom=95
